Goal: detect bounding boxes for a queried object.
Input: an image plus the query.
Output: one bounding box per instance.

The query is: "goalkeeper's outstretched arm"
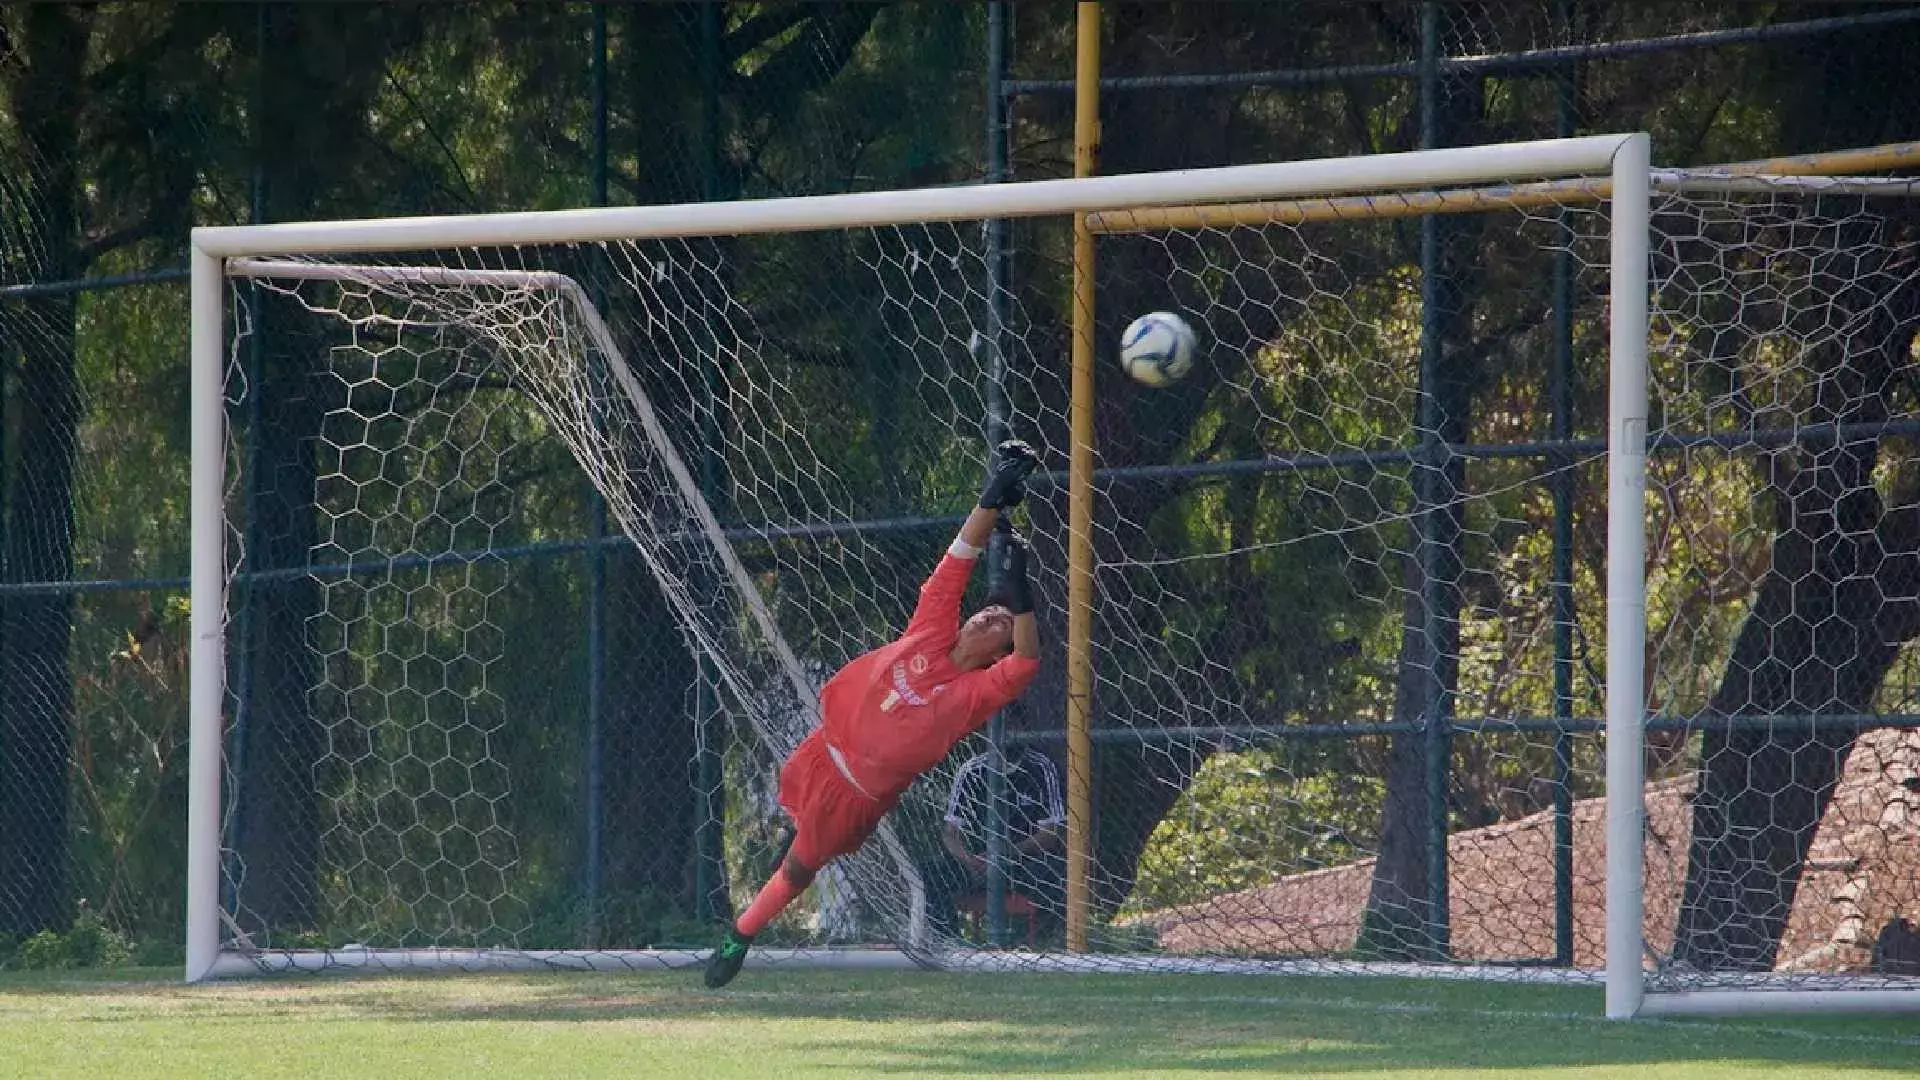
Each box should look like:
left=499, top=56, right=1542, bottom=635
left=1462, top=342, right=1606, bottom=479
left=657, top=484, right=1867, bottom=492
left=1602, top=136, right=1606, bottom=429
left=954, top=505, right=1001, bottom=554
left=1012, top=607, right=1039, bottom=660
left=911, top=441, right=1041, bottom=634
left=992, top=525, right=1041, bottom=660
left=980, top=440, right=1041, bottom=661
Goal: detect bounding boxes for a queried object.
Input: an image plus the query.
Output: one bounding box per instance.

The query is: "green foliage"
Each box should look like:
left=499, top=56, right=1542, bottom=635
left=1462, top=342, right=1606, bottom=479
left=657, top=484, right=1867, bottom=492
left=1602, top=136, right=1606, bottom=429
left=7, top=905, right=132, bottom=971
left=15, top=933, right=66, bottom=971
left=1127, top=747, right=1383, bottom=914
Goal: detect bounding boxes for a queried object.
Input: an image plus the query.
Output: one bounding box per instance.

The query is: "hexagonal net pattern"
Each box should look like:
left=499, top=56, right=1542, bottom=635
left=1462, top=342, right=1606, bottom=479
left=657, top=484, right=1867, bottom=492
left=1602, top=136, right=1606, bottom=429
left=207, top=169, right=1919, bottom=999
left=1086, top=174, right=1920, bottom=998
left=214, top=191, right=1601, bottom=977
left=217, top=232, right=1019, bottom=967
left=1078, top=191, right=1614, bottom=974
left=1598, top=177, right=1920, bottom=996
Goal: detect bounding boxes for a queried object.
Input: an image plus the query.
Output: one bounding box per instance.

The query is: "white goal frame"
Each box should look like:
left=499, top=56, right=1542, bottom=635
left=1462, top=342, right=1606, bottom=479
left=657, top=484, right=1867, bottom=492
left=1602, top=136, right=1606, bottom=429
left=187, top=135, right=1671, bottom=1008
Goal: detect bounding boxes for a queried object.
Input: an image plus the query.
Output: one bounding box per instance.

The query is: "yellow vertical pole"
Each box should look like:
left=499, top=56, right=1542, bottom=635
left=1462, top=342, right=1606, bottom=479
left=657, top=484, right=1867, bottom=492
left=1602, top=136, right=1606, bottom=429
left=1065, top=0, right=1100, bottom=954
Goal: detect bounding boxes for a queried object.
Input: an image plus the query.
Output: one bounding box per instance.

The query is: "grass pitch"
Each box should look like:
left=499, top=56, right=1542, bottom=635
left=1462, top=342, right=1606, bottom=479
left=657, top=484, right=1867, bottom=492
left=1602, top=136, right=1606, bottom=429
left=1, top=966, right=1916, bottom=1078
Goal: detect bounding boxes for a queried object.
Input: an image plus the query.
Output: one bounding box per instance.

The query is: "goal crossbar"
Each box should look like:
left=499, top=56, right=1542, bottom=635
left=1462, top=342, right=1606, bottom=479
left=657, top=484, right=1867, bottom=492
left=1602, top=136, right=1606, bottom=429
left=190, top=135, right=1638, bottom=257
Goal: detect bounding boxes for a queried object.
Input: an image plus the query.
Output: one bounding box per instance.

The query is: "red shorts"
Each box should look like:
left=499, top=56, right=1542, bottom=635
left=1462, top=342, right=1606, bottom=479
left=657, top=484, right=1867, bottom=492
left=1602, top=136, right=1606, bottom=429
left=778, top=731, right=898, bottom=870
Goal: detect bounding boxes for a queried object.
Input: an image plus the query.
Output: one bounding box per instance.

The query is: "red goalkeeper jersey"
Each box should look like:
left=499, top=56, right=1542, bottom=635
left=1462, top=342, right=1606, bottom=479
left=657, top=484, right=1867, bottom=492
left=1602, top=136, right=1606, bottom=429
left=818, top=550, right=1040, bottom=801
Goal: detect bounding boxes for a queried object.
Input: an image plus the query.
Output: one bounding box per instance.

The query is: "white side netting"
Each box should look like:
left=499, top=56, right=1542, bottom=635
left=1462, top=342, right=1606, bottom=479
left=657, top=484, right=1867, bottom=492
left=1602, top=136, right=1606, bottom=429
left=1101, top=175, right=1920, bottom=999
left=219, top=228, right=1021, bottom=965
left=1621, top=177, right=1920, bottom=998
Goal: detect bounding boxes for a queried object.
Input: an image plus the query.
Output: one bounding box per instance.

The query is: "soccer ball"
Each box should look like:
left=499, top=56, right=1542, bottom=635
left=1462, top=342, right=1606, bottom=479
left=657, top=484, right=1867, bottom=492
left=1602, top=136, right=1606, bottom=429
left=1119, top=311, right=1197, bottom=387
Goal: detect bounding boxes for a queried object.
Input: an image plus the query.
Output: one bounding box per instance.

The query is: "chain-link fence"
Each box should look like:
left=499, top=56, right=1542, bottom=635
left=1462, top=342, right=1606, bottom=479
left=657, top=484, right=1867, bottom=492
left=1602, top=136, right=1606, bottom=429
left=4, top=2, right=1920, bottom=984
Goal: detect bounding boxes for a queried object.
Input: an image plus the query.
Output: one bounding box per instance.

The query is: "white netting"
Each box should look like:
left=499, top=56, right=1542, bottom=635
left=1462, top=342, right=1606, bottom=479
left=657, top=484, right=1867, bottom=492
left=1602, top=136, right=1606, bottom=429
left=218, top=227, right=1025, bottom=963
left=215, top=199, right=1601, bottom=973
left=1627, top=178, right=1920, bottom=995
left=1107, top=175, right=1920, bottom=998
left=208, top=165, right=1920, bottom=1003
left=1093, top=191, right=1610, bottom=969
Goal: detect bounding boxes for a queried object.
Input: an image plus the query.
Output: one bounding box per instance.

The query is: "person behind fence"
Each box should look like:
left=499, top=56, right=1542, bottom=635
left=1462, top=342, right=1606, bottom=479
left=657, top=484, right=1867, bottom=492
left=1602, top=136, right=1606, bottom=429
left=922, top=744, right=1067, bottom=938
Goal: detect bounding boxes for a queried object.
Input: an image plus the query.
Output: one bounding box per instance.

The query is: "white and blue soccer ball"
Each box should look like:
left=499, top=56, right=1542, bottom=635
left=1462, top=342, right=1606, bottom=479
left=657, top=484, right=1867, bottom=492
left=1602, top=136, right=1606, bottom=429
left=1119, top=310, right=1198, bottom=387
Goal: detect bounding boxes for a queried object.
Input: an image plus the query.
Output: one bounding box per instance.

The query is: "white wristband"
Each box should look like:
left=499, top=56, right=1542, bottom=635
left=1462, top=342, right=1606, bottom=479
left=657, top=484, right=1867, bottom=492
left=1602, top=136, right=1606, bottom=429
left=948, top=536, right=985, bottom=559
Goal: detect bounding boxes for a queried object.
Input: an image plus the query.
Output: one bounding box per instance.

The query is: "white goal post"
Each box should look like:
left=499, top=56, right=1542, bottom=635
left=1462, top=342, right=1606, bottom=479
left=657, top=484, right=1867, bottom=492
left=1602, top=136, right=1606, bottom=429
left=185, top=135, right=1679, bottom=1004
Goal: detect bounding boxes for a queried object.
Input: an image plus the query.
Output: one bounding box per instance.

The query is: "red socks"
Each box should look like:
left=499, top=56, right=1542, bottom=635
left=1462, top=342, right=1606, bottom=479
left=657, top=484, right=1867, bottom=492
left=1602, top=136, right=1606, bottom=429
left=735, top=867, right=805, bottom=938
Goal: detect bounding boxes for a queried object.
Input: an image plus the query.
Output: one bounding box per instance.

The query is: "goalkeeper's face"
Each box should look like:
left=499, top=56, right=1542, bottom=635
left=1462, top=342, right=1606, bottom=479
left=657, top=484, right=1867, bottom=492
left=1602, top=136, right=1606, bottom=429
left=952, top=606, right=1016, bottom=671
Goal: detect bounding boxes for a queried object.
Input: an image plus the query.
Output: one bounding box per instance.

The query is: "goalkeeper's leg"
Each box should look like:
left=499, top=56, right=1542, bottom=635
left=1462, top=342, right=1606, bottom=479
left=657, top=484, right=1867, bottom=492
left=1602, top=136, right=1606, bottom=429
left=704, top=733, right=891, bottom=988
left=704, top=845, right=817, bottom=988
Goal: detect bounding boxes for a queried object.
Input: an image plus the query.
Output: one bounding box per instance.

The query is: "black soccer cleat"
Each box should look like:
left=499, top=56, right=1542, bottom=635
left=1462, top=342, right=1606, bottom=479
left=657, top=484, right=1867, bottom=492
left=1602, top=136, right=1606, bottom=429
left=704, top=926, right=754, bottom=989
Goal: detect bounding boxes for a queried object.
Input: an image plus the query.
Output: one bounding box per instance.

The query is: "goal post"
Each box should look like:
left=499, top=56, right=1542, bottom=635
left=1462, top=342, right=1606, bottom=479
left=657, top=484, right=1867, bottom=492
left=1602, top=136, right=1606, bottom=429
left=185, top=136, right=1692, bottom=997
left=1604, top=131, right=1652, bottom=1021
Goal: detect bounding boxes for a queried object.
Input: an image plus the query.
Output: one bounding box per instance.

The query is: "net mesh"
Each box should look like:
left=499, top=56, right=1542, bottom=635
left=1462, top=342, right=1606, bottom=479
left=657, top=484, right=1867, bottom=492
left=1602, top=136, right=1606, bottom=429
left=210, top=169, right=1920, bottom=996
left=1093, top=190, right=1607, bottom=968
left=1629, top=178, right=1920, bottom=993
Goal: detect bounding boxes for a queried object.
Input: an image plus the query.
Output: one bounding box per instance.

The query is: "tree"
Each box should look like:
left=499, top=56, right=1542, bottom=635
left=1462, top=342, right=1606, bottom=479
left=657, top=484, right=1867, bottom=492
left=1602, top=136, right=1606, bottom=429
left=1358, top=62, right=1490, bottom=962
left=218, top=1, right=435, bottom=938
left=469, top=2, right=949, bottom=937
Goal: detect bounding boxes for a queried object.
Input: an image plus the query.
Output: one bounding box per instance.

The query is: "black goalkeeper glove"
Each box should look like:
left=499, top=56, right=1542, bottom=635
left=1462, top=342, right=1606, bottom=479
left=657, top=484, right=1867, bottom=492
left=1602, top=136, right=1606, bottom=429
left=978, top=439, right=1040, bottom=510
left=987, top=528, right=1034, bottom=615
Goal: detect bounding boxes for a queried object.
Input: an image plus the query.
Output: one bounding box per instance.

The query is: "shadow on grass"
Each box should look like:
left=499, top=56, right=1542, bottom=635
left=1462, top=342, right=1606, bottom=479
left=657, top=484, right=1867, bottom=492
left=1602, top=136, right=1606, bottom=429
left=6, top=967, right=1920, bottom=1075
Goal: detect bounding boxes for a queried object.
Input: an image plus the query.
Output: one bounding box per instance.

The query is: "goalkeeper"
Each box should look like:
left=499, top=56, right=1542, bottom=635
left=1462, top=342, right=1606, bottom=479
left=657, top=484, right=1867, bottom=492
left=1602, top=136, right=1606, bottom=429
left=705, top=441, right=1045, bottom=988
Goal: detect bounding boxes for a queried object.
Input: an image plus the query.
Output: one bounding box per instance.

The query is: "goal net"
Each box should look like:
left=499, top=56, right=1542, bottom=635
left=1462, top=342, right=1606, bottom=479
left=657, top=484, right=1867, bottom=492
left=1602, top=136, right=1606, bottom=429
left=186, top=134, right=1920, bottom=1014
left=1626, top=168, right=1920, bottom=1013
left=1090, top=162, right=1920, bottom=1017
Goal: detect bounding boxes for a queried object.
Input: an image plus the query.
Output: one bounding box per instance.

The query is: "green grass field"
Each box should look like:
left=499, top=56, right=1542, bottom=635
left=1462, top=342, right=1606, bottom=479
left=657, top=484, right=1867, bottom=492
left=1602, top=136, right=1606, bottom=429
left=1, top=966, right=1917, bottom=1078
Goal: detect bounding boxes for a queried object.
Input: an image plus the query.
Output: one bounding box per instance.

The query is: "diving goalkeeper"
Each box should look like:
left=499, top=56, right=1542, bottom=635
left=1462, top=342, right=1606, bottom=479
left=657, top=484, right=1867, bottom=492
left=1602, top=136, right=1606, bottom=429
left=704, top=440, right=1044, bottom=989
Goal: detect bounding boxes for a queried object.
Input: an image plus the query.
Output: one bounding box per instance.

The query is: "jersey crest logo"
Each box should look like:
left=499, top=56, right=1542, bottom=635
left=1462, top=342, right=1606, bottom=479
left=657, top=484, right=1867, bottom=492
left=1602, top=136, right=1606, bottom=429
left=910, top=654, right=929, bottom=676
left=889, top=662, right=932, bottom=707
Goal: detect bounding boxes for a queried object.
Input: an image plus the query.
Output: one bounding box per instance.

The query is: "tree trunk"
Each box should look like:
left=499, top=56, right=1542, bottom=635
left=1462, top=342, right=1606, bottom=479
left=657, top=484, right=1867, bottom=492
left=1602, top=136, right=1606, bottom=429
left=229, top=292, right=327, bottom=937
left=226, top=2, right=352, bottom=938
left=1355, top=249, right=1471, bottom=961
left=1672, top=245, right=1920, bottom=969
left=566, top=6, right=724, bottom=939
left=0, top=305, right=81, bottom=941
left=598, top=552, right=699, bottom=940
left=0, top=2, right=89, bottom=940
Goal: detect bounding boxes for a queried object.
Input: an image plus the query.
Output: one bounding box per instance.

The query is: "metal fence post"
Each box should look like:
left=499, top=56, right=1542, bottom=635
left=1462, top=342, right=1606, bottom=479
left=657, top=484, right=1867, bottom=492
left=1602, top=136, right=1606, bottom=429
left=982, top=0, right=1013, bottom=949
left=1549, top=0, right=1581, bottom=970
left=691, top=0, right=728, bottom=926
left=1417, top=0, right=1455, bottom=963
left=582, top=0, right=610, bottom=947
